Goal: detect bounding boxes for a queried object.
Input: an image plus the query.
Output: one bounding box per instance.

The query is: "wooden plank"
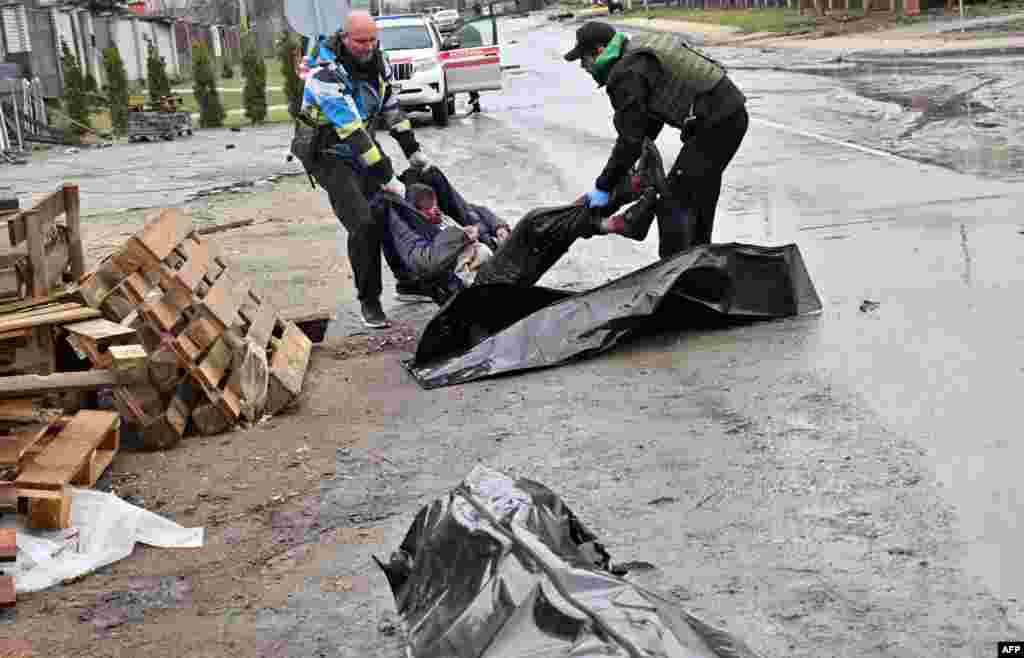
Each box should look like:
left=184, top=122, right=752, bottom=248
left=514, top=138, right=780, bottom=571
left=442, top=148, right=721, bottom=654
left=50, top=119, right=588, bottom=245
left=195, top=335, right=231, bottom=389
left=33, top=188, right=65, bottom=224
left=136, top=208, right=193, bottom=261
left=173, top=332, right=202, bottom=365
left=0, top=370, right=120, bottom=398
left=64, top=184, right=85, bottom=278
left=65, top=318, right=137, bottom=345
left=22, top=486, right=70, bottom=530
left=123, top=272, right=151, bottom=305
left=108, top=344, right=147, bottom=370
left=0, top=290, right=77, bottom=316
left=65, top=317, right=136, bottom=345
left=0, top=481, right=15, bottom=512
left=24, top=209, right=48, bottom=299
left=0, top=267, right=21, bottom=300
left=197, top=219, right=254, bottom=235
left=142, top=299, right=181, bottom=332
left=0, top=328, right=33, bottom=341
left=0, top=302, right=83, bottom=321
left=199, top=273, right=241, bottom=331
left=0, top=306, right=100, bottom=334
left=184, top=317, right=221, bottom=351
left=0, top=527, right=15, bottom=562
left=8, top=189, right=63, bottom=248
left=112, top=237, right=162, bottom=275
left=265, top=321, right=313, bottom=415
left=0, top=398, right=38, bottom=422
left=0, top=575, right=14, bottom=608
left=16, top=411, right=118, bottom=487
left=173, top=240, right=214, bottom=293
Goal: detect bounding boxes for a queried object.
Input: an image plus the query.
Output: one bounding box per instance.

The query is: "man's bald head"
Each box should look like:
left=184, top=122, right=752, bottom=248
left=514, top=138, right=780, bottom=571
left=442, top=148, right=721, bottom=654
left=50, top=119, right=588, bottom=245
left=344, top=10, right=378, bottom=62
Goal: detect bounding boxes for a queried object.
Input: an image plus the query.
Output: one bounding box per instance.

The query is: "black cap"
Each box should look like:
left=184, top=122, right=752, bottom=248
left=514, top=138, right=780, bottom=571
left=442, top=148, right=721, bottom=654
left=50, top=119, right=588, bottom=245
left=563, top=22, right=617, bottom=61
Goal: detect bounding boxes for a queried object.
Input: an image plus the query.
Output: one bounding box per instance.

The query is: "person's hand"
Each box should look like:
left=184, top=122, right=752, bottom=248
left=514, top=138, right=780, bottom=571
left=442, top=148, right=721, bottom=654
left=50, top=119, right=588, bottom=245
left=409, top=151, right=433, bottom=171
left=463, top=224, right=481, bottom=242
left=584, top=188, right=610, bottom=208
left=496, top=226, right=511, bottom=243
left=381, top=176, right=406, bottom=198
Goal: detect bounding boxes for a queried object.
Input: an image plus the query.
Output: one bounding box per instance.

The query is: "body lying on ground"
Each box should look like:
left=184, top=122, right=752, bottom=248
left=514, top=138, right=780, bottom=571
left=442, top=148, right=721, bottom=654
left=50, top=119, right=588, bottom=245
left=373, top=141, right=668, bottom=304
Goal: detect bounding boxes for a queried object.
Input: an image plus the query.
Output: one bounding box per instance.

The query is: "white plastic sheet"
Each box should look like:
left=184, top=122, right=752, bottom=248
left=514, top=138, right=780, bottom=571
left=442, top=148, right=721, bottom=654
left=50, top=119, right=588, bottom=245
left=1, top=487, right=204, bottom=593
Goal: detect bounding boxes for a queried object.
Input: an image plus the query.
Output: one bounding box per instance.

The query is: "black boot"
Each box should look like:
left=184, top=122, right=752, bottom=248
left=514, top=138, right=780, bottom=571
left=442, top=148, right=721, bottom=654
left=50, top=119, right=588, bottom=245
left=608, top=189, right=659, bottom=241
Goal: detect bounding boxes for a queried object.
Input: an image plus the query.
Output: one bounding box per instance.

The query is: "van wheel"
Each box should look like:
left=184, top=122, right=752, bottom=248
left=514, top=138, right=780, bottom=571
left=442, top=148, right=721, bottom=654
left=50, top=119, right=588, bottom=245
left=432, top=96, right=450, bottom=126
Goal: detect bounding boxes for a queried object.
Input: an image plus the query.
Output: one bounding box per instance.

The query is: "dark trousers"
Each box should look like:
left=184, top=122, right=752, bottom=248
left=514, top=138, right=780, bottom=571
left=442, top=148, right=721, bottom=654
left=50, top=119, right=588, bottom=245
left=313, top=160, right=386, bottom=303
left=657, top=107, right=749, bottom=259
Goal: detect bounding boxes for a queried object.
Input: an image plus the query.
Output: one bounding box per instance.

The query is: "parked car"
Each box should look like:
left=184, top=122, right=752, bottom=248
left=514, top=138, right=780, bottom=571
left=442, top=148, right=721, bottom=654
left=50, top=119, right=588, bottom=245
left=375, top=13, right=502, bottom=126
left=433, top=8, right=462, bottom=33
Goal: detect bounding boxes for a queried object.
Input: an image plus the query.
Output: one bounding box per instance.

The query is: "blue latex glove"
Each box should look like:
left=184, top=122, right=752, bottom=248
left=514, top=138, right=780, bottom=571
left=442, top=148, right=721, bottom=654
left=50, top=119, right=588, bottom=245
left=585, top=188, right=610, bottom=208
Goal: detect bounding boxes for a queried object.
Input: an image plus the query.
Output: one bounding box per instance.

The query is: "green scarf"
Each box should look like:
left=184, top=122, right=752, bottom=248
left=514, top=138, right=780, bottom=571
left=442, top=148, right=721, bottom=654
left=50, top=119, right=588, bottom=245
left=589, top=32, right=626, bottom=87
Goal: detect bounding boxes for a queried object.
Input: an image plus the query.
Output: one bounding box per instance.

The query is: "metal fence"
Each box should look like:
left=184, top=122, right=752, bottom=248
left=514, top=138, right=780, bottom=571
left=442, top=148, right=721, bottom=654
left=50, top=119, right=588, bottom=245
left=0, top=76, right=48, bottom=160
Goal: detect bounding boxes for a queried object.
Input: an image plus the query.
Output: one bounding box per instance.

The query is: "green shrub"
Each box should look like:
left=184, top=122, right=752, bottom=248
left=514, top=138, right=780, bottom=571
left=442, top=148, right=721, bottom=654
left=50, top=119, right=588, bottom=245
left=278, top=31, right=305, bottom=118
left=103, top=47, right=130, bottom=135
left=241, top=35, right=267, bottom=124
left=192, top=41, right=226, bottom=128
left=59, top=39, right=90, bottom=135
left=146, top=38, right=172, bottom=107
left=222, top=57, right=234, bottom=79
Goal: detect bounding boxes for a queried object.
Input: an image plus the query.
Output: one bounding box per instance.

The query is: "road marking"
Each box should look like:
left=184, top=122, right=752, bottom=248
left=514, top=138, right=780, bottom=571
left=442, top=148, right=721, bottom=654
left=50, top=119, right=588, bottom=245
left=752, top=116, right=911, bottom=164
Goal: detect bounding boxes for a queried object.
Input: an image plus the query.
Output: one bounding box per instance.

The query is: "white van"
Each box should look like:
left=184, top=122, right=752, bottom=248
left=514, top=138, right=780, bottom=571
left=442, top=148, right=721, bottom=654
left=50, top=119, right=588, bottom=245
left=376, top=14, right=504, bottom=127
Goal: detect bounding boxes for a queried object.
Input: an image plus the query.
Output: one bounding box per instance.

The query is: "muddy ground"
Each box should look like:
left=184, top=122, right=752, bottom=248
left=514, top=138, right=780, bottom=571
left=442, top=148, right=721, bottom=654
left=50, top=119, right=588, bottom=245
left=1, top=178, right=1019, bottom=657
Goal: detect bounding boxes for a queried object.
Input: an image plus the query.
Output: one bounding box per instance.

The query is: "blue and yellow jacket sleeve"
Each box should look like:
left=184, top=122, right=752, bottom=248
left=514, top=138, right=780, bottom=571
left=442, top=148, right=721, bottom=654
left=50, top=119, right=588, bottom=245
left=302, top=67, right=394, bottom=185
left=378, top=54, right=421, bottom=159
left=300, top=50, right=420, bottom=185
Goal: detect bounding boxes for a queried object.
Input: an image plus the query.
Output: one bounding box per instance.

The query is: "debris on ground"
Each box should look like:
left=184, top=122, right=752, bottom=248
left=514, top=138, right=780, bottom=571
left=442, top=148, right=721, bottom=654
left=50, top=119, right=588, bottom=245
left=859, top=299, right=880, bottom=312
left=77, top=206, right=315, bottom=448
left=376, top=465, right=763, bottom=658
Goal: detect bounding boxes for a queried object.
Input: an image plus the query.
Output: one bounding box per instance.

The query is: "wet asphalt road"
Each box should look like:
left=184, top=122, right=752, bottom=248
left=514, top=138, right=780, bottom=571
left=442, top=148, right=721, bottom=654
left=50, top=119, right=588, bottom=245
left=478, top=16, right=1024, bottom=613
left=5, top=11, right=1024, bottom=649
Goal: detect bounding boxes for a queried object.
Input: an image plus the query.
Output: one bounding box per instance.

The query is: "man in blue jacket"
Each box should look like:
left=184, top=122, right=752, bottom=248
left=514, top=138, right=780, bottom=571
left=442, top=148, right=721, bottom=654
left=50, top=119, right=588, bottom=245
left=297, top=10, right=435, bottom=328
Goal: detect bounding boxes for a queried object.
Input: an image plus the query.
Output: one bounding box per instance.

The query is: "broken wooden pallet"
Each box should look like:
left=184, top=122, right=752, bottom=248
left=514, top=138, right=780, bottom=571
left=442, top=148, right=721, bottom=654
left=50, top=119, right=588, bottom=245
left=77, top=207, right=314, bottom=442
left=15, top=410, right=120, bottom=529
left=64, top=318, right=138, bottom=369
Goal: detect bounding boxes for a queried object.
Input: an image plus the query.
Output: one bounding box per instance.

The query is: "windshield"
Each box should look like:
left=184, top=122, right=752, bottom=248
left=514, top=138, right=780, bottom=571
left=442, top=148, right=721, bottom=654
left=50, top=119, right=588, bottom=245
left=378, top=25, right=434, bottom=51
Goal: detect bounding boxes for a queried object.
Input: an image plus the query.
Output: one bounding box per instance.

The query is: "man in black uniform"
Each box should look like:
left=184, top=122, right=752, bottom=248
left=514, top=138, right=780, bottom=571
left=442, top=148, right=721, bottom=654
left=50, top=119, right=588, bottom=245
left=565, top=21, right=748, bottom=258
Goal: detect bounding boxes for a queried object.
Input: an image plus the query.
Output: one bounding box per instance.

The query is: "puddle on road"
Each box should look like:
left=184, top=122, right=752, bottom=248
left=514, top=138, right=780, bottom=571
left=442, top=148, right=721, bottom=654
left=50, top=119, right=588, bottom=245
left=740, top=54, right=1024, bottom=181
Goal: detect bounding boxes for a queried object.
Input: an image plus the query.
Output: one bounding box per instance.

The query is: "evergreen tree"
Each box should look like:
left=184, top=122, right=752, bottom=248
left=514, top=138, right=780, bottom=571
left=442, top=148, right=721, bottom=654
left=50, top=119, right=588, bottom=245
left=146, top=38, right=172, bottom=107
left=278, top=31, right=305, bottom=119
left=59, top=39, right=90, bottom=134
left=241, top=35, right=267, bottom=125
left=103, top=47, right=130, bottom=135
left=192, top=41, right=225, bottom=128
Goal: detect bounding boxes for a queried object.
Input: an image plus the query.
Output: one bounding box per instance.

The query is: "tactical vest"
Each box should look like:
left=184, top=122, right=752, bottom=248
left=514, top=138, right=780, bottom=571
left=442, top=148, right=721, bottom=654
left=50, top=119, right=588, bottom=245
left=622, top=33, right=726, bottom=129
